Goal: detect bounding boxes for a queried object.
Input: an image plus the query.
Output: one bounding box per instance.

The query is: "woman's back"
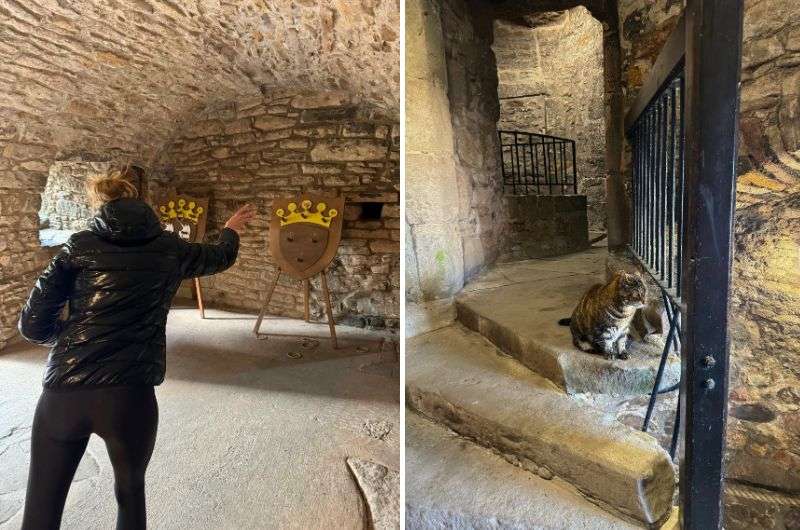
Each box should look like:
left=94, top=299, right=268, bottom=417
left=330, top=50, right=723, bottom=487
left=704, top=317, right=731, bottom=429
left=19, top=197, right=240, bottom=389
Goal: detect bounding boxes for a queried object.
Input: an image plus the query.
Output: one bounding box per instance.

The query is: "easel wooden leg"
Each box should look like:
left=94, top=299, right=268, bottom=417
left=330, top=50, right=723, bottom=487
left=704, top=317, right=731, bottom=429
left=194, top=278, right=205, bottom=319
left=253, top=270, right=281, bottom=335
left=303, top=279, right=310, bottom=322
left=320, top=270, right=337, bottom=349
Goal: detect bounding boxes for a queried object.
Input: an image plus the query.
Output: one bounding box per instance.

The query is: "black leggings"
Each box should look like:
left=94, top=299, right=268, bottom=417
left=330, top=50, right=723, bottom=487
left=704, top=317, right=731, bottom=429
left=21, top=386, right=158, bottom=530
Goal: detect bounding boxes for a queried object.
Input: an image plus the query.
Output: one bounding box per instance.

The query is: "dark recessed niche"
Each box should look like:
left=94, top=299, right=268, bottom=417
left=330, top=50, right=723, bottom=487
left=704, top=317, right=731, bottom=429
left=360, top=202, right=384, bottom=220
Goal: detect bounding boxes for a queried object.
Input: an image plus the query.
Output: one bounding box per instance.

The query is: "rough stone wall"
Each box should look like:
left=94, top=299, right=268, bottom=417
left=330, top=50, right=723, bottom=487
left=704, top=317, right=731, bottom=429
left=160, top=91, right=400, bottom=329
left=727, top=192, right=800, bottom=529
left=0, top=1, right=399, bottom=349
left=405, top=0, right=463, bottom=303
left=617, top=0, right=683, bottom=114
left=39, top=161, right=109, bottom=231
left=618, top=0, right=800, bottom=526
left=500, top=195, right=589, bottom=261
left=405, top=0, right=508, bottom=313
left=725, top=1, right=800, bottom=527
left=439, top=0, right=509, bottom=282
left=493, top=7, right=607, bottom=230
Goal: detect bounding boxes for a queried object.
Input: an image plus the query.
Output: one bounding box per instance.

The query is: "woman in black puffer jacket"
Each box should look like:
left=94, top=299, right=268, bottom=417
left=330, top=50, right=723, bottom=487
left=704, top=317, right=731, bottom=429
left=18, top=172, right=255, bottom=530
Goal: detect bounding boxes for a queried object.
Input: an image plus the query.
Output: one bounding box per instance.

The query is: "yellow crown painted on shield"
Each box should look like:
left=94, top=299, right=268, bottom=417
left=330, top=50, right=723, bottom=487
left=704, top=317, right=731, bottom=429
left=159, top=198, right=203, bottom=224
left=275, top=200, right=338, bottom=228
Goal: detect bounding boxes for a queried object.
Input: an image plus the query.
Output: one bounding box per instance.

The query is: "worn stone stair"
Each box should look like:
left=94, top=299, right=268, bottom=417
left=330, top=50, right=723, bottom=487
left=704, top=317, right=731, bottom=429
left=455, top=249, right=680, bottom=395
left=406, top=325, right=677, bottom=527
left=406, top=412, right=645, bottom=530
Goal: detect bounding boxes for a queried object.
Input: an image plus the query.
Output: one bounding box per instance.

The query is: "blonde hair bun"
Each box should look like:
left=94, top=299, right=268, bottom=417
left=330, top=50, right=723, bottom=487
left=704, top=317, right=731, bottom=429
left=87, top=170, right=138, bottom=208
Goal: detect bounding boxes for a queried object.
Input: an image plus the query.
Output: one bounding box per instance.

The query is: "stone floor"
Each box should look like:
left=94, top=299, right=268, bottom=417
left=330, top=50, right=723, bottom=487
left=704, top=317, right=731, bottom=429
left=458, top=245, right=681, bottom=397
left=0, top=305, right=399, bottom=530
left=458, top=246, right=683, bottom=487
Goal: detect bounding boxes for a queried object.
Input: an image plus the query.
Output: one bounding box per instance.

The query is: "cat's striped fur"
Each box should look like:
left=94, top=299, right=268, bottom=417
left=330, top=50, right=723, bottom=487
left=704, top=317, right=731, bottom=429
left=559, top=270, right=648, bottom=360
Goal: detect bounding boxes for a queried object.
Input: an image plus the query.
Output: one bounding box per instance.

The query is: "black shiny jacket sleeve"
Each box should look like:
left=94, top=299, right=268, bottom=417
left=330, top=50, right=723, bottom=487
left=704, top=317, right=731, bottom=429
left=19, top=246, right=75, bottom=346
left=177, top=227, right=240, bottom=279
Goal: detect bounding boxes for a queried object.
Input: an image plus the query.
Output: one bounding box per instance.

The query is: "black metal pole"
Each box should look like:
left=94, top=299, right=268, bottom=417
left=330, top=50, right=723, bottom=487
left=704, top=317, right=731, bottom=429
left=677, top=74, right=686, bottom=298
left=667, top=84, right=676, bottom=290
left=681, top=1, right=744, bottom=528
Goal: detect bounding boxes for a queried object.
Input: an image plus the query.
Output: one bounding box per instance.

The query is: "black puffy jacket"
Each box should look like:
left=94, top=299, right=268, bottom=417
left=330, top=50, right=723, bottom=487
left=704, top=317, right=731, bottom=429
left=18, top=198, right=240, bottom=389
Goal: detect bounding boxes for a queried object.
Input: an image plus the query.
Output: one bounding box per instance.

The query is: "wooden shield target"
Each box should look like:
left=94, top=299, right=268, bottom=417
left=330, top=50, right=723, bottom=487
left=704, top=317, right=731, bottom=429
left=154, top=193, right=209, bottom=243
left=269, top=195, right=345, bottom=280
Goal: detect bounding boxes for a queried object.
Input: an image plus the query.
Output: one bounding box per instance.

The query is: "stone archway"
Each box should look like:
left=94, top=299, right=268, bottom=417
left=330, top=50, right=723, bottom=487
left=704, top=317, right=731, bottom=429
left=0, top=0, right=399, bottom=348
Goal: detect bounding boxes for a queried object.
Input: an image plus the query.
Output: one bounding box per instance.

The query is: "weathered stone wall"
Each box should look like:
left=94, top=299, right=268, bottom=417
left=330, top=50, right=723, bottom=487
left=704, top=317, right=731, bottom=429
left=726, top=192, right=800, bottom=529
left=39, top=161, right=109, bottom=231
left=160, top=92, right=400, bottom=329
left=405, top=0, right=509, bottom=337
left=493, top=7, right=607, bottom=231
left=618, top=0, right=800, bottom=526
left=405, top=0, right=510, bottom=337
left=0, top=1, right=399, bottom=350
left=725, top=2, right=800, bottom=527
left=618, top=0, right=683, bottom=114
left=500, top=195, right=589, bottom=261
left=405, top=0, right=463, bottom=305
left=440, top=0, right=509, bottom=281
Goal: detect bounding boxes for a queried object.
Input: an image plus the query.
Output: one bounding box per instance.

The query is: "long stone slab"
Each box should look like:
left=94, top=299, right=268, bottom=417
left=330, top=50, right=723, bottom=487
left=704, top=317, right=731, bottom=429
left=406, top=326, right=676, bottom=526
left=406, top=412, right=642, bottom=530
left=456, top=252, right=680, bottom=395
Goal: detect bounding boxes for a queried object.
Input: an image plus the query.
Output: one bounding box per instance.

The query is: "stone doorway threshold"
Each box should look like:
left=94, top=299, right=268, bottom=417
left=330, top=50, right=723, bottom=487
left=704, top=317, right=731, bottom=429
left=0, top=308, right=399, bottom=530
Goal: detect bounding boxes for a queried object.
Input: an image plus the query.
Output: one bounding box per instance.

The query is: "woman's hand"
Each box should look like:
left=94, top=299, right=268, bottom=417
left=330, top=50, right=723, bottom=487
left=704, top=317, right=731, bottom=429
left=224, top=203, right=256, bottom=234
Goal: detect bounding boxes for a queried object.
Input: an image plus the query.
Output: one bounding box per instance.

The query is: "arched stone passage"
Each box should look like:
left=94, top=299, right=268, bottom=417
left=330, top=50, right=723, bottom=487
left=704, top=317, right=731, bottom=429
left=0, top=0, right=399, bottom=348
left=155, top=91, right=400, bottom=327
left=493, top=6, right=608, bottom=231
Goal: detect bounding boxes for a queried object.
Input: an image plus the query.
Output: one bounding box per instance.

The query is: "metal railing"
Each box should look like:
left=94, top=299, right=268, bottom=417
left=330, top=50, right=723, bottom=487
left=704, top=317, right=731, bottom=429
left=625, top=13, right=687, bottom=462
left=498, top=130, right=577, bottom=195
left=629, top=72, right=686, bottom=300
left=625, top=5, right=744, bottom=528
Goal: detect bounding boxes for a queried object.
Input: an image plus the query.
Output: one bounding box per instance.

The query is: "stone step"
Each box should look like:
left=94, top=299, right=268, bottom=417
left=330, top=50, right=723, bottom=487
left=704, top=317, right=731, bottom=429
left=406, top=325, right=676, bottom=527
left=406, top=411, right=643, bottom=530
left=455, top=249, right=680, bottom=395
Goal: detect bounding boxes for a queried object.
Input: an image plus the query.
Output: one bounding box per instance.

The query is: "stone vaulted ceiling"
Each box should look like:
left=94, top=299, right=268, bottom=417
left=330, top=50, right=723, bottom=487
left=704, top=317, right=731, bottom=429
left=0, top=0, right=400, bottom=161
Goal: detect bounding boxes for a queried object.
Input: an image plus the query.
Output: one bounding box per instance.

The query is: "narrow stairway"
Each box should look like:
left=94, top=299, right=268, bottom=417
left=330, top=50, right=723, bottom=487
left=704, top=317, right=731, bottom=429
left=405, top=247, right=680, bottom=529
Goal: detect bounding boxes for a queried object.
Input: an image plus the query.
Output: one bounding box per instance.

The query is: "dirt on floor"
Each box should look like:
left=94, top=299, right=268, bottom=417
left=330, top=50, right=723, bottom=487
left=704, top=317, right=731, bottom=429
left=0, top=306, right=400, bottom=530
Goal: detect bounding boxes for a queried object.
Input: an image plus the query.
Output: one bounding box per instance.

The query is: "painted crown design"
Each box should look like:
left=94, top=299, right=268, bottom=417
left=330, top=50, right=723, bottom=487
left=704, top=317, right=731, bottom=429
left=159, top=198, right=204, bottom=224
left=275, top=200, right=338, bottom=228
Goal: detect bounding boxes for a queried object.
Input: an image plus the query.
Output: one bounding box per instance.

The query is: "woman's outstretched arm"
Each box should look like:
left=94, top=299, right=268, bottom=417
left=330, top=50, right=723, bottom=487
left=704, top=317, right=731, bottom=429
left=177, top=203, right=255, bottom=279
left=19, top=246, right=74, bottom=346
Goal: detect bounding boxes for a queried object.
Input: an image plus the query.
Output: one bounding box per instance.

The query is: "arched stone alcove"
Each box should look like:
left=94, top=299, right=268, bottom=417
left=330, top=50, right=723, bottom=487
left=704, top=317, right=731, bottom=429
left=0, top=0, right=400, bottom=348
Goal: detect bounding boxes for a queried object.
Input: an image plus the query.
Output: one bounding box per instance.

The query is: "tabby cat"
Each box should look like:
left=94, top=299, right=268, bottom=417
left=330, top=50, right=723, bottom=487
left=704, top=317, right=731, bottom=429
left=558, top=270, right=648, bottom=360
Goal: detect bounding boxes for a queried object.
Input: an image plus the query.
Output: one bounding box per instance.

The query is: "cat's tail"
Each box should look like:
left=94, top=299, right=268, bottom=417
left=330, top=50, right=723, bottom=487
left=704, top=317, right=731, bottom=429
left=557, top=317, right=571, bottom=326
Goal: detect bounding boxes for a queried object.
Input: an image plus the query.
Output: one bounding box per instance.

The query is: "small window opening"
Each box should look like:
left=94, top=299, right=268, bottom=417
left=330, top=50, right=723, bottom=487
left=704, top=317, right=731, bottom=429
left=39, top=161, right=110, bottom=247
left=360, top=202, right=384, bottom=220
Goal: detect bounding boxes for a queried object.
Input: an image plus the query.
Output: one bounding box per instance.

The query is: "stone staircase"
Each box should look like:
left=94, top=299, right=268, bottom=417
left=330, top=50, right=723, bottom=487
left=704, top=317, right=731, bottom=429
left=405, top=248, right=680, bottom=529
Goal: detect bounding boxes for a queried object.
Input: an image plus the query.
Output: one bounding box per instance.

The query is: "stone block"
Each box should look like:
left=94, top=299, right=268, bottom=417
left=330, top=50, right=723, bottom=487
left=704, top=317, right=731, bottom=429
left=253, top=115, right=296, bottom=131
left=290, top=91, right=352, bottom=109
left=310, top=139, right=387, bottom=162
left=405, top=152, right=459, bottom=225
left=411, top=223, right=464, bottom=299
left=186, top=120, right=225, bottom=138
left=301, top=107, right=357, bottom=123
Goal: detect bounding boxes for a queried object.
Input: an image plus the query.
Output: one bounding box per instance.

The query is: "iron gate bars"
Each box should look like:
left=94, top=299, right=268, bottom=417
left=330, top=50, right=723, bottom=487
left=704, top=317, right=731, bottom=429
left=625, top=2, right=744, bottom=527
left=498, top=130, right=577, bottom=195
left=629, top=73, right=685, bottom=298
left=641, top=287, right=682, bottom=462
